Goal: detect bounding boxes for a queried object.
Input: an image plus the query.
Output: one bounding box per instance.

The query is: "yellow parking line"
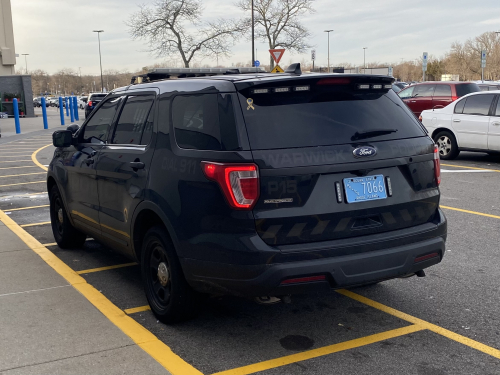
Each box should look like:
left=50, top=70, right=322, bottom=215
left=32, top=144, right=51, bottom=171
left=0, top=166, right=38, bottom=170
left=0, top=208, right=202, bottom=374
left=0, top=155, right=31, bottom=158
left=0, top=172, right=46, bottom=178
left=42, top=242, right=57, bottom=247
left=0, top=160, right=32, bottom=163
left=337, top=289, right=500, bottom=360
left=20, top=221, right=50, bottom=227
left=0, top=192, right=47, bottom=198
left=76, top=262, right=138, bottom=275
left=441, top=206, right=500, bottom=220
left=125, top=305, right=151, bottom=315
left=0, top=181, right=45, bottom=187
left=6, top=205, right=49, bottom=211
left=441, top=163, right=500, bottom=172
left=212, top=325, right=425, bottom=375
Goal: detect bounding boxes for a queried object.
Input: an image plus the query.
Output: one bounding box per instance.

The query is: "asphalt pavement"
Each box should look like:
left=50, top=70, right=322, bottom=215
left=0, top=133, right=499, bottom=374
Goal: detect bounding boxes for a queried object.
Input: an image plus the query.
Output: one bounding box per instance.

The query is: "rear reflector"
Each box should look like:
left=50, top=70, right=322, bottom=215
left=201, top=162, right=259, bottom=210
left=434, top=144, right=441, bottom=186
left=281, top=275, right=326, bottom=285
left=414, top=252, right=439, bottom=263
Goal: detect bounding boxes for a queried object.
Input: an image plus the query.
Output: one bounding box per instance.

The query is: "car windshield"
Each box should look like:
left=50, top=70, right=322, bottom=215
left=238, top=83, right=425, bottom=150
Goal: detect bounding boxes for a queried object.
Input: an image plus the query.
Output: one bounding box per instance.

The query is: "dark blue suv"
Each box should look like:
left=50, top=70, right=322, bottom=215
left=48, top=66, right=447, bottom=323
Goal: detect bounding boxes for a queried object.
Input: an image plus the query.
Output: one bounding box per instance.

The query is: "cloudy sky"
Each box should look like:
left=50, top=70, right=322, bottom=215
left=10, top=0, right=500, bottom=75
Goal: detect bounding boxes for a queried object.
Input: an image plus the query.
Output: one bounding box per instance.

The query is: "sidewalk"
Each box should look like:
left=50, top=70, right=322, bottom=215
left=0, top=214, right=170, bottom=374
left=0, top=108, right=84, bottom=138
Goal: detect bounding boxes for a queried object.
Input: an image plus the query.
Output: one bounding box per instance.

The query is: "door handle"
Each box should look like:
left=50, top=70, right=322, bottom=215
left=129, top=161, right=145, bottom=170
left=492, top=122, right=500, bottom=126
left=84, top=158, right=94, bottom=165
left=453, top=119, right=461, bottom=122
left=410, top=101, right=416, bottom=103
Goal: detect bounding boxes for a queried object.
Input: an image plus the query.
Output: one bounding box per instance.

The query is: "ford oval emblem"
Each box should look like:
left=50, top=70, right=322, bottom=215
left=353, top=146, right=377, bottom=158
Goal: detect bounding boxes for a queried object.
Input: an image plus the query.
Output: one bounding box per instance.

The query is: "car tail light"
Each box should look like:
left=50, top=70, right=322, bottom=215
left=88, top=100, right=93, bottom=107
left=201, top=162, right=259, bottom=210
left=433, top=144, right=441, bottom=186
left=280, top=275, right=326, bottom=285
left=451, top=96, right=458, bottom=102
left=418, top=115, right=423, bottom=122
left=317, top=78, right=351, bottom=85
left=414, top=252, right=439, bottom=263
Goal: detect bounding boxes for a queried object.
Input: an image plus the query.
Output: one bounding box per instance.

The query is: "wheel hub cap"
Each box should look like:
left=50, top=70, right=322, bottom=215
left=157, top=262, right=169, bottom=287
left=57, top=208, right=64, bottom=224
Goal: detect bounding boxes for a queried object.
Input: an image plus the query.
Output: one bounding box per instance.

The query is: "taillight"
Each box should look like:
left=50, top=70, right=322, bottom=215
left=317, top=78, right=351, bottom=85
left=418, top=115, right=423, bottom=122
left=88, top=100, right=93, bottom=107
left=433, top=145, right=441, bottom=186
left=451, top=96, right=458, bottom=102
left=201, top=162, right=259, bottom=210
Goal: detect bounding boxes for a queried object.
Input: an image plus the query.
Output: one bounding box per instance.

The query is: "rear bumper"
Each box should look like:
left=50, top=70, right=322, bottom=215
left=183, top=209, right=447, bottom=297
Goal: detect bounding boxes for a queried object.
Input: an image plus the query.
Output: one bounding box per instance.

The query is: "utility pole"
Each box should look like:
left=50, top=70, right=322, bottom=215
left=324, top=30, right=333, bottom=72
left=363, top=47, right=368, bottom=73
left=93, top=30, right=104, bottom=92
left=251, top=0, right=255, bottom=67
left=22, top=54, right=29, bottom=74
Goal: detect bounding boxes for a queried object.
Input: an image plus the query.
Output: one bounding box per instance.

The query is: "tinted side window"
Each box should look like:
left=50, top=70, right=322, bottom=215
left=462, top=94, right=495, bottom=116
left=173, top=94, right=221, bottom=150
left=414, top=84, right=436, bottom=98
left=434, top=85, right=451, bottom=97
left=82, top=97, right=121, bottom=143
left=454, top=98, right=466, bottom=114
left=496, top=98, right=500, bottom=116
left=456, top=83, right=480, bottom=97
left=112, top=95, right=154, bottom=145
left=398, top=86, right=414, bottom=99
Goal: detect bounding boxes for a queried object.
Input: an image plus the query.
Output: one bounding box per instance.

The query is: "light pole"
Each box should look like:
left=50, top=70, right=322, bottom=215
left=324, top=30, right=333, bottom=73
left=93, top=30, right=104, bottom=92
left=251, top=0, right=255, bottom=67
left=363, top=47, right=368, bottom=73
left=22, top=53, right=29, bottom=74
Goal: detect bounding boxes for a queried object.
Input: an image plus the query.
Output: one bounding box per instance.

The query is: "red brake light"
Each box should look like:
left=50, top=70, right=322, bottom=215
left=434, top=145, right=441, bottom=186
left=88, top=100, right=93, bottom=107
left=201, top=162, right=259, bottom=210
left=281, top=275, right=326, bottom=285
left=317, top=78, right=351, bottom=85
left=451, top=96, right=458, bottom=102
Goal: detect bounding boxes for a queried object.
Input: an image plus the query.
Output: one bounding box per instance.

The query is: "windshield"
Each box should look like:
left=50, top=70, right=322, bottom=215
left=238, top=85, right=425, bottom=150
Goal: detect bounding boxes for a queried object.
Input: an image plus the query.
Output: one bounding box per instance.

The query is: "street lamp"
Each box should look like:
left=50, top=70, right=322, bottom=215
left=93, top=30, right=104, bottom=92
left=324, top=30, right=333, bottom=73
left=22, top=53, right=29, bottom=74
left=363, top=47, right=368, bottom=73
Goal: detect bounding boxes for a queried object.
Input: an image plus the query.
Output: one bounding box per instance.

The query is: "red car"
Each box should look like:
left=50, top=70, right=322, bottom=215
left=398, top=82, right=481, bottom=117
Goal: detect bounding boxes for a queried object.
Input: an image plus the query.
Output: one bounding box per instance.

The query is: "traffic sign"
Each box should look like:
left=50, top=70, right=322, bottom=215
left=388, top=67, right=393, bottom=77
left=254, top=60, right=260, bottom=67
left=481, top=50, right=486, bottom=68
left=271, top=65, right=284, bottom=73
left=422, top=52, right=428, bottom=72
left=269, top=49, right=285, bottom=64
left=311, top=49, right=316, bottom=60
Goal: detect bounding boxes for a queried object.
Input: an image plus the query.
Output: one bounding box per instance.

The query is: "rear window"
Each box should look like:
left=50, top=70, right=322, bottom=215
left=91, top=94, right=107, bottom=101
left=455, top=83, right=480, bottom=97
left=238, top=83, right=426, bottom=150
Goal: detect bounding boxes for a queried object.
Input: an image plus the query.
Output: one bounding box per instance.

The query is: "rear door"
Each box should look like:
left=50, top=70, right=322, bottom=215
left=411, top=84, right=436, bottom=116
left=94, top=90, right=158, bottom=253
left=488, top=96, right=500, bottom=151
left=452, top=94, right=495, bottom=149
left=236, top=77, right=438, bottom=248
left=432, top=84, right=452, bottom=109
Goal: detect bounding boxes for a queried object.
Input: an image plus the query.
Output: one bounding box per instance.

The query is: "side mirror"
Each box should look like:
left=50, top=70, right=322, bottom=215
left=67, top=124, right=80, bottom=134
left=53, top=130, right=73, bottom=148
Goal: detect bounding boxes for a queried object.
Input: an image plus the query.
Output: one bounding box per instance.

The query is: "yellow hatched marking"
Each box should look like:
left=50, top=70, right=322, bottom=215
left=20, top=221, right=51, bottom=227
left=0, top=209, right=202, bottom=375
left=0, top=181, right=45, bottom=187
left=0, top=172, right=46, bottom=178
left=124, top=305, right=151, bottom=315
left=212, top=325, right=425, bottom=375
left=77, top=262, right=138, bottom=274
left=441, top=206, right=500, bottom=220
left=337, top=289, right=500, bottom=360
left=6, top=205, right=49, bottom=211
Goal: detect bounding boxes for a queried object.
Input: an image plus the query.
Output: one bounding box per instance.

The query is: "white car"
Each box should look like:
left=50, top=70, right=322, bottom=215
left=421, top=91, right=500, bottom=159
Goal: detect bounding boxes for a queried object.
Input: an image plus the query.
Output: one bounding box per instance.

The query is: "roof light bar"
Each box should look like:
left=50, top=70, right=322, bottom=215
left=384, top=84, right=392, bottom=89
left=358, top=84, right=370, bottom=89
left=294, top=85, right=310, bottom=91
left=252, top=88, right=269, bottom=94
left=372, top=84, right=382, bottom=89
left=274, top=87, right=290, bottom=93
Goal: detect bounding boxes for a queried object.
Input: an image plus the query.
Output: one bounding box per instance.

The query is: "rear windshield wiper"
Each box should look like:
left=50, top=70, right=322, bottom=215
left=351, top=129, right=398, bottom=141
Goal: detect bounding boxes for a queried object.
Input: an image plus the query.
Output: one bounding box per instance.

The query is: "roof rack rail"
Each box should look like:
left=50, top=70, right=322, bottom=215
left=130, top=67, right=266, bottom=84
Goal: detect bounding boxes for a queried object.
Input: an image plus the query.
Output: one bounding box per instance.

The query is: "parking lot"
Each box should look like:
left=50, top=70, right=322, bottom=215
left=0, top=135, right=499, bottom=375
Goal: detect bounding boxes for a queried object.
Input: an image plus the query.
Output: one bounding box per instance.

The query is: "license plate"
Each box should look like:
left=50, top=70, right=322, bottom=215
left=343, top=175, right=387, bottom=203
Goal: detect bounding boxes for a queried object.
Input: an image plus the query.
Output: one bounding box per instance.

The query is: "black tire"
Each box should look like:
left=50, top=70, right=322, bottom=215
left=433, top=131, right=460, bottom=160
left=49, top=185, right=86, bottom=248
left=141, top=226, right=200, bottom=324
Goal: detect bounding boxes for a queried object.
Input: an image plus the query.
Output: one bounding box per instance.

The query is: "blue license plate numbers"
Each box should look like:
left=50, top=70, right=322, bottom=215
left=343, top=175, right=388, bottom=203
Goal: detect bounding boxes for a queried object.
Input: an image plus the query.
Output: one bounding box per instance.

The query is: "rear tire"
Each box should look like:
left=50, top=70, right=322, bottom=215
left=433, top=131, right=459, bottom=160
left=49, top=185, right=86, bottom=248
left=141, top=226, right=200, bottom=324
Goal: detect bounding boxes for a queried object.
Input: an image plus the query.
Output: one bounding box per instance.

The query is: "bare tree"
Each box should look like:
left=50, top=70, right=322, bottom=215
left=127, top=0, right=245, bottom=68
left=237, top=0, right=315, bottom=68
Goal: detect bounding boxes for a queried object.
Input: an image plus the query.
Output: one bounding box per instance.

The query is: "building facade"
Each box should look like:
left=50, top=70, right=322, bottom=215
left=0, top=0, right=16, bottom=75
